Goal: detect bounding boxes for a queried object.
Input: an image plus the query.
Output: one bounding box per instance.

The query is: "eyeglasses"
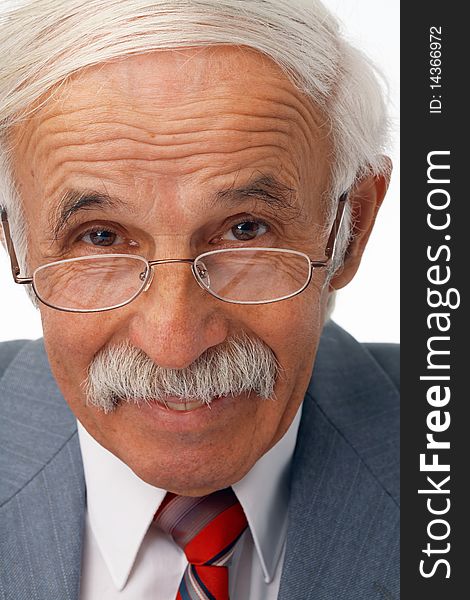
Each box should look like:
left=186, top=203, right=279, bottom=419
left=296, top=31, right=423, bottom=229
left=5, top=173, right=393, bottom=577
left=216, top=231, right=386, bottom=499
left=1, top=194, right=346, bottom=312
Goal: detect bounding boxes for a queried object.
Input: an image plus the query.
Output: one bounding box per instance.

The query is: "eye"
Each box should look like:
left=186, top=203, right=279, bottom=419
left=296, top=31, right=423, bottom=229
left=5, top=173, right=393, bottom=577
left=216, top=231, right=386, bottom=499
left=222, top=220, right=269, bottom=242
left=80, top=228, right=123, bottom=247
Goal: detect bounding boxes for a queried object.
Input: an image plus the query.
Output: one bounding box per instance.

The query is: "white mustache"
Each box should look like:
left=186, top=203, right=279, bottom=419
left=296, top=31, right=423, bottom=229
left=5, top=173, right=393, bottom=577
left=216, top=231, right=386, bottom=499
left=83, top=333, right=280, bottom=413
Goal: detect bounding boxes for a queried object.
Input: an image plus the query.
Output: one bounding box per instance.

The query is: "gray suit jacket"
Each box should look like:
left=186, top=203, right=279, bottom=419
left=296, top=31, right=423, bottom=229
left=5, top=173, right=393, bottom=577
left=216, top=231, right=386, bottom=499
left=0, top=321, right=399, bottom=599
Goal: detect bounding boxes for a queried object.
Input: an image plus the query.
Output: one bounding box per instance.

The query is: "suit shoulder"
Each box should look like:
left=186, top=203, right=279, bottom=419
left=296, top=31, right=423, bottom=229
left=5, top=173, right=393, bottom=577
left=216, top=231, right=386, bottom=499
left=364, top=342, right=400, bottom=391
left=0, top=339, right=30, bottom=380
left=308, top=322, right=400, bottom=504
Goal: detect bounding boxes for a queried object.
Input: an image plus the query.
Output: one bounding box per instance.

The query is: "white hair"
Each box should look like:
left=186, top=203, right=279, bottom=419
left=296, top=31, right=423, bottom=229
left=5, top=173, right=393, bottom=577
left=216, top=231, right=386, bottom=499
left=0, top=0, right=390, bottom=299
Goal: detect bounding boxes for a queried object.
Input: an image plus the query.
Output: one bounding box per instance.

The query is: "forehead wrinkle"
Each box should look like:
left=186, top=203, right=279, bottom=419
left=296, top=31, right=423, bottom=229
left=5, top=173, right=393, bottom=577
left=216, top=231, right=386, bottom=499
left=27, top=102, right=312, bottom=154
left=37, top=150, right=290, bottom=211
left=25, top=112, right=299, bottom=175
left=19, top=71, right=326, bottom=160
left=14, top=66, right=330, bottom=182
left=36, top=122, right=294, bottom=154
left=34, top=138, right=298, bottom=199
left=27, top=112, right=320, bottom=190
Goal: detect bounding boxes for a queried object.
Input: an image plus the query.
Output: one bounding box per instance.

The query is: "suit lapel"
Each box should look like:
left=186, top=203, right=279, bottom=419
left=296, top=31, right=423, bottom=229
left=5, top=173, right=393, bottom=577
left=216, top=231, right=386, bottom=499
left=0, top=339, right=85, bottom=600
left=278, top=322, right=399, bottom=600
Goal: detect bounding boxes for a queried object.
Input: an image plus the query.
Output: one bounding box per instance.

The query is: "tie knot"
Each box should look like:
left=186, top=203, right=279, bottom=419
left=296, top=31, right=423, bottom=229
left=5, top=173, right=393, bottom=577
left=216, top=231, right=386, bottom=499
left=155, top=488, right=248, bottom=567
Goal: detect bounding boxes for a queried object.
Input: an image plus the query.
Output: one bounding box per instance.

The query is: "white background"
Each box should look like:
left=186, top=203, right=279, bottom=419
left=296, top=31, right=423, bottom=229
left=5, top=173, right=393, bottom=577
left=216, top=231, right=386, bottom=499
left=0, top=0, right=399, bottom=343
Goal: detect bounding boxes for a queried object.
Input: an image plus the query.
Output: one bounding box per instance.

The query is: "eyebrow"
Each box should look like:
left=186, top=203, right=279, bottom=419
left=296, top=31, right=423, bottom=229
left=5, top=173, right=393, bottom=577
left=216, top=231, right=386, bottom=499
left=50, top=190, right=125, bottom=239
left=213, top=175, right=298, bottom=214
left=51, top=175, right=299, bottom=239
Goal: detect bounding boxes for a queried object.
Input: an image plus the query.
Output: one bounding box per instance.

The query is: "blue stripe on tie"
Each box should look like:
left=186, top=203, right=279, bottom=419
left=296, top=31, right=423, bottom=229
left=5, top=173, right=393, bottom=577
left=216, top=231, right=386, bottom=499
left=192, top=565, right=217, bottom=600
left=178, top=574, right=193, bottom=600
left=207, top=529, right=245, bottom=565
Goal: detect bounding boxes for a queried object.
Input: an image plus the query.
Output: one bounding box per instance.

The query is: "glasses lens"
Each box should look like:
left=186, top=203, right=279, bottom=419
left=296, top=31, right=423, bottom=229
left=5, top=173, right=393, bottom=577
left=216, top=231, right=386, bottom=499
left=194, top=249, right=311, bottom=303
left=33, top=255, right=148, bottom=311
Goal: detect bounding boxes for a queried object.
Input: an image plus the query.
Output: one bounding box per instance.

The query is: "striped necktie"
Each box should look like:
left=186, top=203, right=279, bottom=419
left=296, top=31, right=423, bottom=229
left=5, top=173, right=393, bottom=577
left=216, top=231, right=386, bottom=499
left=155, top=488, right=248, bottom=600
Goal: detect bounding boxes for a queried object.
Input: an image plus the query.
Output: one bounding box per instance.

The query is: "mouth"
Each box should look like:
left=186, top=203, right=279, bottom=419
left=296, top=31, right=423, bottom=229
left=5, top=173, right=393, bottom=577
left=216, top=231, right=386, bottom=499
left=121, top=392, right=255, bottom=434
left=155, top=397, right=214, bottom=412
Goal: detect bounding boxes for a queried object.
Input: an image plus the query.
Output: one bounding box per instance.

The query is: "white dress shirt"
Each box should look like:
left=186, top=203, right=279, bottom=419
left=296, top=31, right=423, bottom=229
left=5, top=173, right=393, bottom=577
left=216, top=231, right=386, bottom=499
left=78, top=404, right=301, bottom=600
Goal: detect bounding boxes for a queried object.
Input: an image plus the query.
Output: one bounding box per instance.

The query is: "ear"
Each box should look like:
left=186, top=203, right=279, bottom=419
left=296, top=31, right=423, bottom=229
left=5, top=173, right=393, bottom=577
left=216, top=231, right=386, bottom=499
left=329, top=160, right=392, bottom=290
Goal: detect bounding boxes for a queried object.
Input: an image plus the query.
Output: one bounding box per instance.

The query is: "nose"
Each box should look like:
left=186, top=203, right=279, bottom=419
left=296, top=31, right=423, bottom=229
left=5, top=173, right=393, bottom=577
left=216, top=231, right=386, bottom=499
left=127, top=261, right=229, bottom=369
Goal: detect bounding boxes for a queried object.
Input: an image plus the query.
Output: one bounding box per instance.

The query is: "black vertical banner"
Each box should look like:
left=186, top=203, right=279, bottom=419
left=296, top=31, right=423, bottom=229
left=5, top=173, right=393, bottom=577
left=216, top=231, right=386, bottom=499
left=401, top=2, right=467, bottom=599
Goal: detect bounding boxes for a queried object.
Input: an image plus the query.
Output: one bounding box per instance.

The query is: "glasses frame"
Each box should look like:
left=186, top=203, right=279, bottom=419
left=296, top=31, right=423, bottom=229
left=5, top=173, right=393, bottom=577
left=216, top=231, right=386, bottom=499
left=1, top=192, right=347, bottom=312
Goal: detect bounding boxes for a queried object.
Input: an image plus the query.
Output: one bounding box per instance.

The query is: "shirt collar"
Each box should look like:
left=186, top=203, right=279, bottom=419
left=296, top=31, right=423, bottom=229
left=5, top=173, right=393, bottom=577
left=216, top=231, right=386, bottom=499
left=232, top=404, right=302, bottom=583
left=77, top=421, right=165, bottom=589
left=77, top=403, right=302, bottom=590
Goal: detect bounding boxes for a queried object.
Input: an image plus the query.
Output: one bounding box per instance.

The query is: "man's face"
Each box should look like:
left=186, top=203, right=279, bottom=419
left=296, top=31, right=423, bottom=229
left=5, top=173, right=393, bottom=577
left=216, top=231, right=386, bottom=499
left=10, top=47, right=337, bottom=495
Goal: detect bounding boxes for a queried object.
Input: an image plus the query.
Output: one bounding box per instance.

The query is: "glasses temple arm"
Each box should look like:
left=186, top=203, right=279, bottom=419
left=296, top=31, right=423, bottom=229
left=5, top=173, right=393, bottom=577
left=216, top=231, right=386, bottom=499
left=324, top=191, right=348, bottom=260
left=1, top=210, right=33, bottom=284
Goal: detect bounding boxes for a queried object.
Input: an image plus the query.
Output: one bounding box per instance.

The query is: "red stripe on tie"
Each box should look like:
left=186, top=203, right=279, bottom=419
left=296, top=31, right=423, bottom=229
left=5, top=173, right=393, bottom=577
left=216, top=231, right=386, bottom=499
left=184, top=502, right=248, bottom=565
left=154, top=488, right=248, bottom=600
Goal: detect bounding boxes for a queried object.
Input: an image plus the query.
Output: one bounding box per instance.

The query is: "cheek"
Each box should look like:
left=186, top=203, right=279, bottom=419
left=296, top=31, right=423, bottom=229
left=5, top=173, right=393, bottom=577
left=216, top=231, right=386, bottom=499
left=40, top=309, right=121, bottom=391
left=243, top=289, right=323, bottom=384
left=235, top=293, right=323, bottom=450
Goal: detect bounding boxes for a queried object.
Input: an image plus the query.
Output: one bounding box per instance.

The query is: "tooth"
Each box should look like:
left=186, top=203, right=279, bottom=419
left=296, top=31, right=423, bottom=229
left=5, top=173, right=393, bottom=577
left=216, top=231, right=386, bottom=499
left=161, top=398, right=207, bottom=411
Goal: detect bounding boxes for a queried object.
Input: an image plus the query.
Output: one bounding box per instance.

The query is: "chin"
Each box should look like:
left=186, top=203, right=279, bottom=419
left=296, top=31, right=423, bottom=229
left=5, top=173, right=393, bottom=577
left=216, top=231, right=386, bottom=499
left=134, top=463, right=243, bottom=496
left=119, top=440, right=255, bottom=496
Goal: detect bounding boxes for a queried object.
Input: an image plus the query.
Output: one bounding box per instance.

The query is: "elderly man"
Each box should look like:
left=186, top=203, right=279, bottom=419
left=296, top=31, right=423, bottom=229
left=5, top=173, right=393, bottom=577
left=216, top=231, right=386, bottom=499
left=0, top=1, right=399, bottom=599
